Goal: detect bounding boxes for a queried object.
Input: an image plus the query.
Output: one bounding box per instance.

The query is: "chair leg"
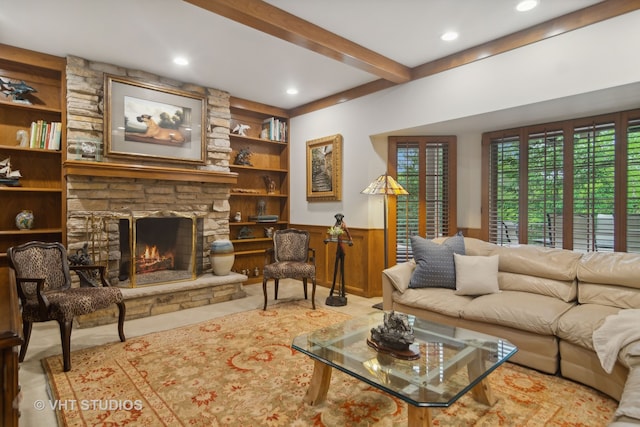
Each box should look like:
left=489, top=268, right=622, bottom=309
left=58, top=320, right=73, bottom=372
left=311, top=278, right=317, bottom=310
left=117, top=302, right=126, bottom=342
left=302, top=278, right=308, bottom=299
left=274, top=279, right=280, bottom=300
left=262, top=278, right=268, bottom=310
left=19, top=320, right=33, bottom=362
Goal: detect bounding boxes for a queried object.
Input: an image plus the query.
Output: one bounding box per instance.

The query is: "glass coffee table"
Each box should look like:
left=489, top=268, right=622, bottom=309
left=291, top=311, right=517, bottom=426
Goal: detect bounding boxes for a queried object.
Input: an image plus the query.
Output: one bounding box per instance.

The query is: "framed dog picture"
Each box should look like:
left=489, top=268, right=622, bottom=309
left=104, top=74, right=206, bottom=164
left=306, top=134, right=342, bottom=201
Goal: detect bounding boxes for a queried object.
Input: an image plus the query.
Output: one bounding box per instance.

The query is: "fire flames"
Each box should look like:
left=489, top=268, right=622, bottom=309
left=143, top=245, right=161, bottom=260
left=136, top=244, right=174, bottom=273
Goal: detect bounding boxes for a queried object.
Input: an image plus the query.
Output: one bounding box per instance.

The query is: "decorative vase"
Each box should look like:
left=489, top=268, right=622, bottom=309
left=15, top=210, right=34, bottom=230
left=210, top=239, right=235, bottom=276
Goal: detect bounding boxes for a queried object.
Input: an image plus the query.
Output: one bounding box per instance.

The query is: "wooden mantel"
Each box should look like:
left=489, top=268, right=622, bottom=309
left=63, top=160, right=238, bottom=184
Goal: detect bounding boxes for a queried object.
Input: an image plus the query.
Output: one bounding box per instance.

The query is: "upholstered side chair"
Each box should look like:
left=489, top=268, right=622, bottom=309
left=7, top=241, right=126, bottom=372
left=262, top=229, right=316, bottom=310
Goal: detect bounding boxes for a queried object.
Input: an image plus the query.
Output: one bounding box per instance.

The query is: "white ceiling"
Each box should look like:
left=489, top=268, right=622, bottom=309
left=0, top=0, right=603, bottom=111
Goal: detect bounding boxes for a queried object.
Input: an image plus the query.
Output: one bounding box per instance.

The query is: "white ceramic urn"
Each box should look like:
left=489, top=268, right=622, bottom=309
left=210, top=239, right=235, bottom=275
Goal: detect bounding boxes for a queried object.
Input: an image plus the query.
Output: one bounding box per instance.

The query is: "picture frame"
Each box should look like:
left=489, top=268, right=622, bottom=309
left=104, top=74, right=206, bottom=165
left=306, top=134, right=342, bottom=201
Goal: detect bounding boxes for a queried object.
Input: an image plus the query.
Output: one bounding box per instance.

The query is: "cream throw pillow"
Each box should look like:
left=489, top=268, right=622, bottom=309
left=454, top=254, right=500, bottom=296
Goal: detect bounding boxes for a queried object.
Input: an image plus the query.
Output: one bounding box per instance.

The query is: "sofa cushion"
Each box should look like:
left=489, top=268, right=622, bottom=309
left=556, top=303, right=620, bottom=351
left=498, top=271, right=577, bottom=303
left=393, top=287, right=473, bottom=318
left=578, top=251, right=640, bottom=289
left=579, top=283, right=640, bottom=309
left=453, top=254, right=500, bottom=296
left=409, top=234, right=465, bottom=289
left=462, top=237, right=498, bottom=256
left=492, top=244, right=581, bottom=281
left=578, top=251, right=640, bottom=308
left=460, top=291, right=575, bottom=335
left=382, top=260, right=415, bottom=293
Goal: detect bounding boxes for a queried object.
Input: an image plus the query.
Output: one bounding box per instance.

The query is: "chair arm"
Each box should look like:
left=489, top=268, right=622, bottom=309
left=308, top=248, right=316, bottom=266
left=70, top=265, right=110, bottom=287
left=15, top=277, right=49, bottom=316
left=264, top=247, right=275, bottom=265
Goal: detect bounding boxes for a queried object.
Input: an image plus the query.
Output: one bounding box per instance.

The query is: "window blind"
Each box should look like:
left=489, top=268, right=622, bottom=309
left=527, top=129, right=563, bottom=247
left=391, top=137, right=455, bottom=263
left=628, top=117, right=640, bottom=253
left=573, top=121, right=615, bottom=252
left=488, top=135, right=520, bottom=245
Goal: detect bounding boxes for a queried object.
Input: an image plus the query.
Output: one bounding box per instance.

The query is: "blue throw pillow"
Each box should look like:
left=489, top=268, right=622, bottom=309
left=408, top=233, right=466, bottom=289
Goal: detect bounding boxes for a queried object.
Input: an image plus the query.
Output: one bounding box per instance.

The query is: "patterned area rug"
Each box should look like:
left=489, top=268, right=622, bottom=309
left=43, top=302, right=616, bottom=426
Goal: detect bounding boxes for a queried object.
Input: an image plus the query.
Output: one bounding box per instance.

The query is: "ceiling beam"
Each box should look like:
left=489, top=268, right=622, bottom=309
left=184, top=0, right=411, bottom=84
left=291, top=0, right=640, bottom=117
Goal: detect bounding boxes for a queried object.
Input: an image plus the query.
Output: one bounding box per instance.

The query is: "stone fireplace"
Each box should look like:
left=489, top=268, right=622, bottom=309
left=63, top=56, right=247, bottom=326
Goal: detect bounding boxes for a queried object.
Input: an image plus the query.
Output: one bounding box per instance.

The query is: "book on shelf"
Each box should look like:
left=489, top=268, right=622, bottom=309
left=261, top=117, right=287, bottom=142
left=29, top=120, right=61, bottom=150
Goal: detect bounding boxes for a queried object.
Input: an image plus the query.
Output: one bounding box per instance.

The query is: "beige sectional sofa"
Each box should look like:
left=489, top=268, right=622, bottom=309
left=382, top=237, right=640, bottom=424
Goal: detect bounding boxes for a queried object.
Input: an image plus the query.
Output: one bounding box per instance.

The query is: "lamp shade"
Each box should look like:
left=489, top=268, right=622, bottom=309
left=361, top=173, right=408, bottom=195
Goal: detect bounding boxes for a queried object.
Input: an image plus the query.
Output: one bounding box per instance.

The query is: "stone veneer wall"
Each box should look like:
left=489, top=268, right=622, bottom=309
left=65, top=56, right=234, bottom=283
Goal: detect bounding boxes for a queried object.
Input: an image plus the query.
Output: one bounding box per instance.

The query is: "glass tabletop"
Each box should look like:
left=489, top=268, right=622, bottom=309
left=291, top=311, right=517, bottom=407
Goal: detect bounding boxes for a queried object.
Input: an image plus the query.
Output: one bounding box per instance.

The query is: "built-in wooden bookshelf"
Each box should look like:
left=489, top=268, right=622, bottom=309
left=0, top=44, right=66, bottom=270
left=228, top=97, right=289, bottom=283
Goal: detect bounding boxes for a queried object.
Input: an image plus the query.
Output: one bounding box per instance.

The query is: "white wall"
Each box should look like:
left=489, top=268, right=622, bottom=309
left=289, top=11, right=640, bottom=230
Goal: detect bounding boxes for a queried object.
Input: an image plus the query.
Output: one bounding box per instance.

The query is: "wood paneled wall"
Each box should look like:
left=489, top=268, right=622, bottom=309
left=290, top=224, right=384, bottom=298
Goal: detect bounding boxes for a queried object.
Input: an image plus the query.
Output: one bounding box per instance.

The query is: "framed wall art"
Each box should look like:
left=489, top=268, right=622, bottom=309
left=104, top=74, right=206, bottom=164
left=306, top=134, right=342, bottom=201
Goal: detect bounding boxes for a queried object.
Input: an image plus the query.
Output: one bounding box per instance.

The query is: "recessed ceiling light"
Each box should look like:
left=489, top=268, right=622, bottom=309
left=441, top=31, right=459, bottom=42
left=286, top=88, right=299, bottom=95
left=516, top=0, right=538, bottom=12
left=173, top=57, right=189, bottom=66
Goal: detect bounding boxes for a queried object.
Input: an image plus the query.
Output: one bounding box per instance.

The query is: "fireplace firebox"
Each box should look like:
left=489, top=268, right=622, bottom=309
left=117, top=212, right=203, bottom=287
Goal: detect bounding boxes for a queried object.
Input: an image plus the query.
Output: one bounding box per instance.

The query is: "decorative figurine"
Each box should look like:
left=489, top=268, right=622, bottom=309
left=0, top=78, right=37, bottom=103
left=257, top=199, right=266, bottom=217
left=370, top=311, right=416, bottom=351
left=232, top=123, right=250, bottom=136
left=264, top=226, right=275, bottom=238
left=0, top=157, right=21, bottom=186
left=234, top=211, right=242, bottom=222
left=16, top=130, right=28, bottom=147
left=325, top=213, right=353, bottom=307
left=234, top=147, right=252, bottom=166
left=238, top=226, right=253, bottom=239
left=263, top=175, right=276, bottom=194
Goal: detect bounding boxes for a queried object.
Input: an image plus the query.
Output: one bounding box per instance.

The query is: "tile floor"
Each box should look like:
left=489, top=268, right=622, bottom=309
left=19, top=281, right=382, bottom=426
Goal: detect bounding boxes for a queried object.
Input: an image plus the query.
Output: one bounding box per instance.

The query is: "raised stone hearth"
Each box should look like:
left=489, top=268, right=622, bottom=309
left=76, top=272, right=247, bottom=328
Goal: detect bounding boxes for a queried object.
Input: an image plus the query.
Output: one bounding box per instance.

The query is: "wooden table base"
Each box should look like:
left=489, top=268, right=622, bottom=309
left=303, top=358, right=497, bottom=427
left=304, top=360, right=333, bottom=405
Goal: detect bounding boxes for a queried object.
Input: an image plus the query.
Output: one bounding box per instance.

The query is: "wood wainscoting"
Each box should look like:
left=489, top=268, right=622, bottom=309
left=290, top=224, right=384, bottom=298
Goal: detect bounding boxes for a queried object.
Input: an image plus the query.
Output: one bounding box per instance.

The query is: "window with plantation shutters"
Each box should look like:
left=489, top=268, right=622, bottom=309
left=486, top=134, right=520, bottom=245
left=573, top=121, right=615, bottom=252
left=527, top=129, right=563, bottom=247
left=389, top=136, right=456, bottom=264
left=482, top=108, right=640, bottom=253
left=628, top=117, right=640, bottom=253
